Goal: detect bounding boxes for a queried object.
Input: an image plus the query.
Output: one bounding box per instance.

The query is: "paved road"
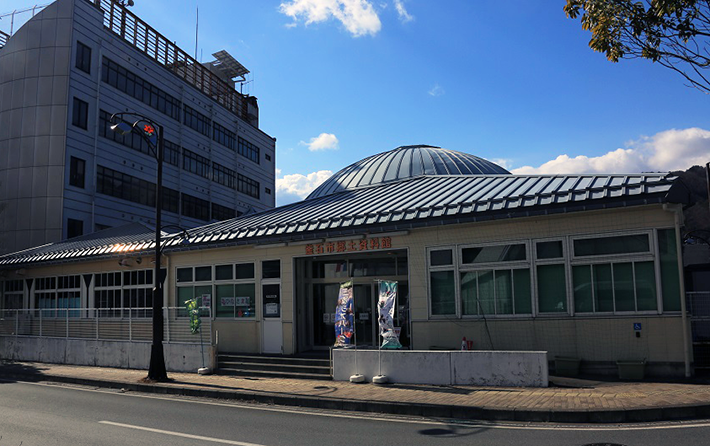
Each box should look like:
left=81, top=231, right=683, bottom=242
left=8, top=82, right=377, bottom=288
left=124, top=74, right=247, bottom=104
left=2, top=380, right=710, bottom=446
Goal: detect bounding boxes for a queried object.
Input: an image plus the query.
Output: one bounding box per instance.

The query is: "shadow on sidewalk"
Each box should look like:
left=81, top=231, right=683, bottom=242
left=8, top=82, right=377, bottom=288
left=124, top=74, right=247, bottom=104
left=0, top=360, right=47, bottom=383
left=390, top=383, right=522, bottom=395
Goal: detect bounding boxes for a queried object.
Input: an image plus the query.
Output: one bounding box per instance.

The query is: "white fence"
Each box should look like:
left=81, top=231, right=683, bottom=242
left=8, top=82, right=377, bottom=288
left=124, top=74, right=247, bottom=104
left=0, top=307, right=212, bottom=345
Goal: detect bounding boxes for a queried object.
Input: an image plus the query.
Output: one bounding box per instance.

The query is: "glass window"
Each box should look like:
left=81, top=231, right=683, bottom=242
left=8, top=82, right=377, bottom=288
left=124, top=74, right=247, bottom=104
left=635, top=261, right=657, bottom=311
left=215, top=283, right=255, bottom=318
left=658, top=228, right=681, bottom=311
left=430, top=249, right=452, bottom=266
left=75, top=41, right=91, bottom=74
left=430, top=271, right=455, bottom=315
left=195, top=266, right=212, bottom=282
left=572, top=261, right=656, bottom=313
left=236, top=263, right=255, bottom=280
left=176, top=268, right=192, bottom=283
left=262, top=260, right=280, bottom=279
left=461, top=269, right=530, bottom=316
left=72, top=97, right=88, bottom=130
left=67, top=218, right=83, bottom=239
left=574, top=234, right=650, bottom=257
left=462, top=244, right=526, bottom=264
left=215, top=265, right=233, bottom=281
left=537, top=264, right=567, bottom=313
left=312, top=260, right=348, bottom=279
left=536, top=241, right=563, bottom=259
left=69, top=156, right=86, bottom=188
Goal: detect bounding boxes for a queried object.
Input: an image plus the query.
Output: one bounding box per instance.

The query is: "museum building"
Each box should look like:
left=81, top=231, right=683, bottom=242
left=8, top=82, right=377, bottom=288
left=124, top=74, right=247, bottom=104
left=0, top=145, right=693, bottom=376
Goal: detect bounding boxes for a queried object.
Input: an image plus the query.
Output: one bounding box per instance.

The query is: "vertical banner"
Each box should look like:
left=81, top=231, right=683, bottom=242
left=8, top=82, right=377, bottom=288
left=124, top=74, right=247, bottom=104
left=378, top=280, right=402, bottom=349
left=334, top=281, right=354, bottom=347
left=185, top=297, right=201, bottom=334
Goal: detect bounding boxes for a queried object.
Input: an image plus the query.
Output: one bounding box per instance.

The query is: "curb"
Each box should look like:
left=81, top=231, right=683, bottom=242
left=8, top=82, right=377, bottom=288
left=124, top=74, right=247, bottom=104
left=3, top=371, right=710, bottom=424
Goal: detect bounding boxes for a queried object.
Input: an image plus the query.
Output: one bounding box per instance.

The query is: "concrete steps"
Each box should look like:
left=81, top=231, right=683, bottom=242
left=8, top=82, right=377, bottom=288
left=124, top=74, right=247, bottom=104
left=216, top=353, right=332, bottom=380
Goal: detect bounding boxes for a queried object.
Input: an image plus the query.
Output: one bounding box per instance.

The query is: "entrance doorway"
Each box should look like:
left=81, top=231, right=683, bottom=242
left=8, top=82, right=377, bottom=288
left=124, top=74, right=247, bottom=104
left=296, top=250, right=409, bottom=352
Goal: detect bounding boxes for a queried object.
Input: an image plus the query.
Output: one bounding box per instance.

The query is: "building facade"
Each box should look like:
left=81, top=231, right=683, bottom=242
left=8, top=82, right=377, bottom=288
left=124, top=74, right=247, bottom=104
left=0, top=145, right=694, bottom=377
left=0, top=0, right=276, bottom=255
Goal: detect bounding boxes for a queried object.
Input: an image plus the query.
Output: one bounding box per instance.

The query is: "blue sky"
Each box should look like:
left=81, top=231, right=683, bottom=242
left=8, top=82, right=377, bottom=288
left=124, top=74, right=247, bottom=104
left=3, top=0, right=709, bottom=205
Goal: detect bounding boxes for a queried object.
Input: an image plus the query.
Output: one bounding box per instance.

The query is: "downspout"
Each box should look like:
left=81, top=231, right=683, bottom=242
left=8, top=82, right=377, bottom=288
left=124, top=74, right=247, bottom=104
left=665, top=203, right=691, bottom=378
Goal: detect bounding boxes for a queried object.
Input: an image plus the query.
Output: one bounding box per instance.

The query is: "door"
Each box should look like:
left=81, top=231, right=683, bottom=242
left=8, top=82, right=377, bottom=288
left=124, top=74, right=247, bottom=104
left=262, top=283, right=282, bottom=354
left=353, top=283, right=376, bottom=347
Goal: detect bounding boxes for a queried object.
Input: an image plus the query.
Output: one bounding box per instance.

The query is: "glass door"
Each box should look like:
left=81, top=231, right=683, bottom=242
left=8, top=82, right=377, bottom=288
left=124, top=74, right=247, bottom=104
left=353, top=283, right=375, bottom=347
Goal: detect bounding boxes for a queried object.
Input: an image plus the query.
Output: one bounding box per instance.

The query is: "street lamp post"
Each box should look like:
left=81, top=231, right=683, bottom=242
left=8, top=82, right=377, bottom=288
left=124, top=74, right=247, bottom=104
left=110, top=112, right=167, bottom=381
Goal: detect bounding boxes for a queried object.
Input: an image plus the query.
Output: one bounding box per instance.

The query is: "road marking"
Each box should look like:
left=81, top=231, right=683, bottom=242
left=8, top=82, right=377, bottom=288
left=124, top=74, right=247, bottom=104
left=99, top=421, right=266, bottom=445
left=9, top=379, right=710, bottom=432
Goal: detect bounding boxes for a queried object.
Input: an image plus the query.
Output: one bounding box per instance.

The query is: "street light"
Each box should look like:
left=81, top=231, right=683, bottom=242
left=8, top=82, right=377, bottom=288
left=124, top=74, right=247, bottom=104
left=110, top=112, right=168, bottom=381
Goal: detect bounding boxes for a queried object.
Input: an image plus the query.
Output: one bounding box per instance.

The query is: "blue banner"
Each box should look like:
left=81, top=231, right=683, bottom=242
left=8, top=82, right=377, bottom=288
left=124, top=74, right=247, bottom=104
left=334, top=281, right=354, bottom=347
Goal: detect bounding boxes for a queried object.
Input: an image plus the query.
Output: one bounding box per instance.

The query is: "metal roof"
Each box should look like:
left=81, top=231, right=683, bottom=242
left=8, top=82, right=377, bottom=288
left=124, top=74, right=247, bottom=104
left=306, top=145, right=510, bottom=199
left=0, top=173, right=681, bottom=267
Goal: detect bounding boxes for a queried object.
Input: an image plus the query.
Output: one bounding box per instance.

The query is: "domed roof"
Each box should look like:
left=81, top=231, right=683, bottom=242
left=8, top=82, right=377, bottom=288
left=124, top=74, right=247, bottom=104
left=306, top=145, right=510, bottom=199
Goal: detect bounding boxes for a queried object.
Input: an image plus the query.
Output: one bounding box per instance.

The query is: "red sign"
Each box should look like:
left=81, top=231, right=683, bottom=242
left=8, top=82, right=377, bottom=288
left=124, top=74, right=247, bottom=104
left=305, top=237, right=392, bottom=255
left=143, top=124, right=155, bottom=137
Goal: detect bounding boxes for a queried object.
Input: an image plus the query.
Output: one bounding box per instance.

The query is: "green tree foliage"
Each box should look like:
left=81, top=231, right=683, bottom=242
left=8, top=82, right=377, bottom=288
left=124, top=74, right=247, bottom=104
left=565, top=1, right=710, bottom=92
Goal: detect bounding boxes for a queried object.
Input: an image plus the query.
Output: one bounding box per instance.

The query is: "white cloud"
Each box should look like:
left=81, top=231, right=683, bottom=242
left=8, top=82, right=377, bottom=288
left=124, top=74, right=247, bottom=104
left=511, top=128, right=710, bottom=175
left=393, top=0, right=413, bottom=23
left=276, top=169, right=333, bottom=206
left=428, top=83, right=445, bottom=97
left=300, top=133, right=340, bottom=151
left=279, top=0, right=382, bottom=37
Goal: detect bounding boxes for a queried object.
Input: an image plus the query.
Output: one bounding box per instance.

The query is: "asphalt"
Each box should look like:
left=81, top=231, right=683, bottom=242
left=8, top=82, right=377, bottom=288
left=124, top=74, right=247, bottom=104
left=2, top=360, right=710, bottom=424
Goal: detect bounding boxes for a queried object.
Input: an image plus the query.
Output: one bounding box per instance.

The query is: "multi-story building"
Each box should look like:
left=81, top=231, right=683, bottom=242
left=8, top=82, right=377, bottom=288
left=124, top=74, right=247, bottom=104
left=0, top=0, right=276, bottom=255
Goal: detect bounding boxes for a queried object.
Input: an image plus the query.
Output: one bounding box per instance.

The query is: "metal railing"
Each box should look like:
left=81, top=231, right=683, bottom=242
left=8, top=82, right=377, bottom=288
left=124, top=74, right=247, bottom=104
left=95, top=0, right=248, bottom=121
left=0, top=307, right=211, bottom=344
left=0, top=30, right=10, bottom=48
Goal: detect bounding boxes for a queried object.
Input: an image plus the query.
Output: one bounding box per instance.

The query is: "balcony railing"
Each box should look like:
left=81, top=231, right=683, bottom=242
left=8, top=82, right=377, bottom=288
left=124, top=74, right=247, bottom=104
left=94, top=0, right=248, bottom=122
left=0, top=307, right=212, bottom=344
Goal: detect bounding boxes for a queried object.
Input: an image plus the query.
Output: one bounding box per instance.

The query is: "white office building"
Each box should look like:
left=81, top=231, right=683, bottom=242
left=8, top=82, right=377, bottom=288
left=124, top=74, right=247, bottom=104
left=0, top=0, right=276, bottom=255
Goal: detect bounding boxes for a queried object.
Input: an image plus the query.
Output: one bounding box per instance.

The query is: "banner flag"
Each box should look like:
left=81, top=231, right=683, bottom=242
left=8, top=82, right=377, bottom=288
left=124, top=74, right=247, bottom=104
left=334, top=281, right=354, bottom=347
left=185, top=297, right=201, bottom=334
left=378, top=280, right=402, bottom=349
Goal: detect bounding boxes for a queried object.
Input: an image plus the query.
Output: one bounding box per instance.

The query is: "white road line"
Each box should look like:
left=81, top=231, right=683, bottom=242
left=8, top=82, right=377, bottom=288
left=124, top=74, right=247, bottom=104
left=99, top=421, right=266, bottom=445
left=9, top=379, right=710, bottom=432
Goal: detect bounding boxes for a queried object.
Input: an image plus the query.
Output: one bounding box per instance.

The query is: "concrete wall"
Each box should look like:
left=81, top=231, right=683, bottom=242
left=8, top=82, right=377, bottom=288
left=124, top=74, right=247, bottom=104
left=0, top=336, right=215, bottom=373
left=332, top=349, right=549, bottom=387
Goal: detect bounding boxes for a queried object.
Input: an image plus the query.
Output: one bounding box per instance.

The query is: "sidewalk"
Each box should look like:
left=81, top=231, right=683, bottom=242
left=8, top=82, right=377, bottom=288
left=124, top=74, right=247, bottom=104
left=2, top=360, right=710, bottom=424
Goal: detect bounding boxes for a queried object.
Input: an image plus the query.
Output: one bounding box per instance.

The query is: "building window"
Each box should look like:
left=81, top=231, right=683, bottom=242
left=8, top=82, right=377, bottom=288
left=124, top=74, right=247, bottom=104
left=67, top=218, right=84, bottom=239
left=75, top=41, right=91, bottom=74
left=571, top=232, right=657, bottom=314
left=262, top=260, right=280, bottom=279
left=265, top=187, right=271, bottom=195
left=181, top=193, right=210, bottom=221
left=183, top=105, right=211, bottom=137
left=238, top=137, right=260, bottom=164
left=72, top=97, right=88, bottom=130
left=97, top=165, right=156, bottom=208
left=265, top=154, right=271, bottom=162
left=69, top=156, right=86, bottom=188
left=176, top=264, right=256, bottom=318
left=34, top=275, right=80, bottom=318
left=2, top=280, right=24, bottom=311
left=161, top=187, right=180, bottom=214
left=101, top=57, right=180, bottom=120
left=237, top=173, right=260, bottom=199
left=94, top=270, right=157, bottom=317
left=213, top=162, right=236, bottom=189
left=211, top=202, right=236, bottom=221
left=428, top=248, right=456, bottom=316
left=163, top=140, right=181, bottom=166
left=99, top=110, right=156, bottom=158
left=213, top=122, right=236, bottom=150
left=535, top=240, right=567, bottom=313
left=658, top=228, right=681, bottom=311
left=182, top=149, right=211, bottom=179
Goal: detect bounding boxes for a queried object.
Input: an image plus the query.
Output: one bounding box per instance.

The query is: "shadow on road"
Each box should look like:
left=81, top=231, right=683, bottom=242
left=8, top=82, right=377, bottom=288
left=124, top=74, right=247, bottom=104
left=419, top=423, right=491, bottom=438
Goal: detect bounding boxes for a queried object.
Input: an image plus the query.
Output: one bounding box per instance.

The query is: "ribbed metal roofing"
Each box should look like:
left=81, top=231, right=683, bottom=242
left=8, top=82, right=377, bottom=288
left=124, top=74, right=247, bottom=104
left=0, top=173, right=682, bottom=267
left=306, top=145, right=510, bottom=199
